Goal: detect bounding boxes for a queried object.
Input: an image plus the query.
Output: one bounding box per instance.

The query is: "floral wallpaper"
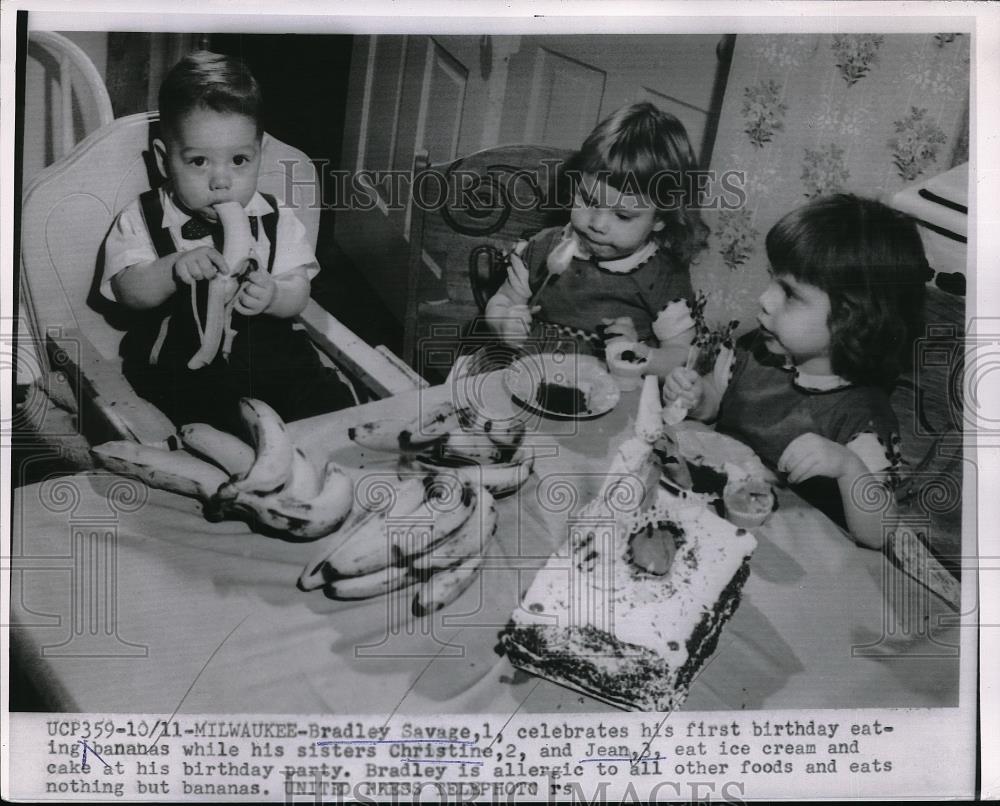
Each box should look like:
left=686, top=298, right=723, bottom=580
left=831, top=34, right=884, bottom=86
left=694, top=33, right=970, bottom=336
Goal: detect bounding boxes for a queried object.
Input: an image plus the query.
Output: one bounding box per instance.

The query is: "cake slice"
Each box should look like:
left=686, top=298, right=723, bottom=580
left=661, top=426, right=770, bottom=496
left=499, top=418, right=757, bottom=712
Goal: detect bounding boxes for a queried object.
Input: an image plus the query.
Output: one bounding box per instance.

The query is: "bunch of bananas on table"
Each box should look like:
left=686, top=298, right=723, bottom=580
left=91, top=398, right=355, bottom=540
left=348, top=400, right=534, bottom=497
left=89, top=398, right=506, bottom=615
left=299, top=471, right=499, bottom=613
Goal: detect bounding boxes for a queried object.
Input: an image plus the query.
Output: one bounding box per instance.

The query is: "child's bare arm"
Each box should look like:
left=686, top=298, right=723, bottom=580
left=112, top=247, right=229, bottom=309
left=837, top=465, right=894, bottom=550
left=111, top=256, right=178, bottom=309
left=267, top=264, right=312, bottom=318
left=690, top=371, right=723, bottom=421
left=662, top=366, right=723, bottom=422
left=485, top=278, right=529, bottom=315
left=778, top=434, right=890, bottom=549
left=485, top=279, right=539, bottom=342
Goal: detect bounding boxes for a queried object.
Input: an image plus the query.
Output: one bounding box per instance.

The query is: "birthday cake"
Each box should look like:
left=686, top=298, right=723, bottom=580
left=499, top=378, right=757, bottom=712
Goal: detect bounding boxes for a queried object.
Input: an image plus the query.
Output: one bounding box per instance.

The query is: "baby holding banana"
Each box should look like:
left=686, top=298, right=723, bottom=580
left=101, top=51, right=353, bottom=434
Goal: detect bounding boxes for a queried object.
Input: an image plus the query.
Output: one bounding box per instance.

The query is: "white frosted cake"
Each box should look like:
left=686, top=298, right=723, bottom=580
left=500, top=387, right=757, bottom=712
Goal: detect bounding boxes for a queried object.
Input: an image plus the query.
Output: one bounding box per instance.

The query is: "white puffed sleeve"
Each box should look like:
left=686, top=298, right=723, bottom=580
left=845, top=431, right=898, bottom=474
left=100, top=203, right=159, bottom=301
left=271, top=207, right=319, bottom=280
left=652, top=298, right=696, bottom=345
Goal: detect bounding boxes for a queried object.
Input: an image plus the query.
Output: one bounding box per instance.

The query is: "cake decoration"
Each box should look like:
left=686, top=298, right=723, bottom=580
left=499, top=385, right=758, bottom=712
left=498, top=482, right=756, bottom=712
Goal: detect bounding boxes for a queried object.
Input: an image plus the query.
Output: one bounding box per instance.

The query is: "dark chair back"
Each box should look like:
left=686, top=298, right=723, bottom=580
left=403, top=144, right=574, bottom=371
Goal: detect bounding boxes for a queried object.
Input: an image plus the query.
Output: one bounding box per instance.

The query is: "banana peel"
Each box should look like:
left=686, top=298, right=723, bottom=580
left=187, top=201, right=254, bottom=370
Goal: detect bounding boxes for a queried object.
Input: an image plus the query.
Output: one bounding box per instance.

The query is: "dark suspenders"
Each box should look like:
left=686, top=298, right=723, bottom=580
left=259, top=195, right=278, bottom=274
left=137, top=189, right=279, bottom=271
left=135, top=190, right=280, bottom=364
left=139, top=190, right=179, bottom=257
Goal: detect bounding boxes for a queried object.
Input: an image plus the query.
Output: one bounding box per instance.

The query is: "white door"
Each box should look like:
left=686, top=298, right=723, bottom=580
left=336, top=35, right=488, bottom=324
left=497, top=35, right=726, bottom=165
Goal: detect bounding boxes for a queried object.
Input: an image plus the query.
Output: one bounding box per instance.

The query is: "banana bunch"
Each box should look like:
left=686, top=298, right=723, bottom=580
left=90, top=398, right=354, bottom=541
left=299, top=474, right=499, bottom=616
left=349, top=401, right=534, bottom=497
left=90, top=440, right=231, bottom=501
left=348, top=400, right=462, bottom=453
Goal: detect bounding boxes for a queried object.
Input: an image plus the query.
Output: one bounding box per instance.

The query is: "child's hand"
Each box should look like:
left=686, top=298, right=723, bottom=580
left=234, top=268, right=277, bottom=316
left=602, top=316, right=639, bottom=343
left=173, top=247, right=228, bottom=285
left=498, top=304, right=541, bottom=344
left=778, top=433, right=862, bottom=484
left=505, top=245, right=532, bottom=299
left=662, top=367, right=702, bottom=409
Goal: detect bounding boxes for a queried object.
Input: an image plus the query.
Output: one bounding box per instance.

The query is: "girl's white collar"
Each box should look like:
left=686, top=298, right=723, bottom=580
left=784, top=359, right=852, bottom=391
left=567, top=236, right=659, bottom=274
left=595, top=239, right=660, bottom=273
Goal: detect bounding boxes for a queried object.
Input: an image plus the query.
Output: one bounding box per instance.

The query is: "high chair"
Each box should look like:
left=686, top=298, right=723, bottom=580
left=19, top=111, right=423, bottom=449
left=25, top=31, right=115, bottom=174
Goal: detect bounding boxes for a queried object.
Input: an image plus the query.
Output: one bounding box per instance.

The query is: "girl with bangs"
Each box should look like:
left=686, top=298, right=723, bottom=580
left=663, top=194, right=929, bottom=547
left=485, top=102, right=708, bottom=370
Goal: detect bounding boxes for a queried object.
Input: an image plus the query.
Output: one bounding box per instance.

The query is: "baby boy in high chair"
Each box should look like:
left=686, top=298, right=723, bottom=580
left=101, top=50, right=353, bottom=434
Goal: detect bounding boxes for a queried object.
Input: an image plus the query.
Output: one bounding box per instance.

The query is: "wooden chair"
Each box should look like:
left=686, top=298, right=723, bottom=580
left=403, top=145, right=573, bottom=380
left=19, top=111, right=422, bottom=450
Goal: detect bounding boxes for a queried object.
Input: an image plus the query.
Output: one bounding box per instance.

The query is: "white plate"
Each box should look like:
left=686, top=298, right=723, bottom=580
left=674, top=427, right=757, bottom=468
left=673, top=425, right=775, bottom=483
left=503, top=353, right=620, bottom=419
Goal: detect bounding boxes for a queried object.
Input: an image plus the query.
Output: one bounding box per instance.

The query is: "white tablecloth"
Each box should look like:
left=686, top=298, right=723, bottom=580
left=11, top=374, right=960, bottom=714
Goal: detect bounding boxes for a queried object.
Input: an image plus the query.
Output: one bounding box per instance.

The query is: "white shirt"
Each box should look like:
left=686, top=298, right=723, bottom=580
left=100, top=187, right=317, bottom=301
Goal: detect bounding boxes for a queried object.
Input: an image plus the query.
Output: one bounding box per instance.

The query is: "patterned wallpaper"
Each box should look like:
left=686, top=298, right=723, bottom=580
left=694, top=33, right=970, bottom=336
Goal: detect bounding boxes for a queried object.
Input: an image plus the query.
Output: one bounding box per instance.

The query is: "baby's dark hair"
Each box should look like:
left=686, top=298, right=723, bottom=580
left=766, top=193, right=930, bottom=386
left=158, top=50, right=263, bottom=142
left=566, top=102, right=709, bottom=268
